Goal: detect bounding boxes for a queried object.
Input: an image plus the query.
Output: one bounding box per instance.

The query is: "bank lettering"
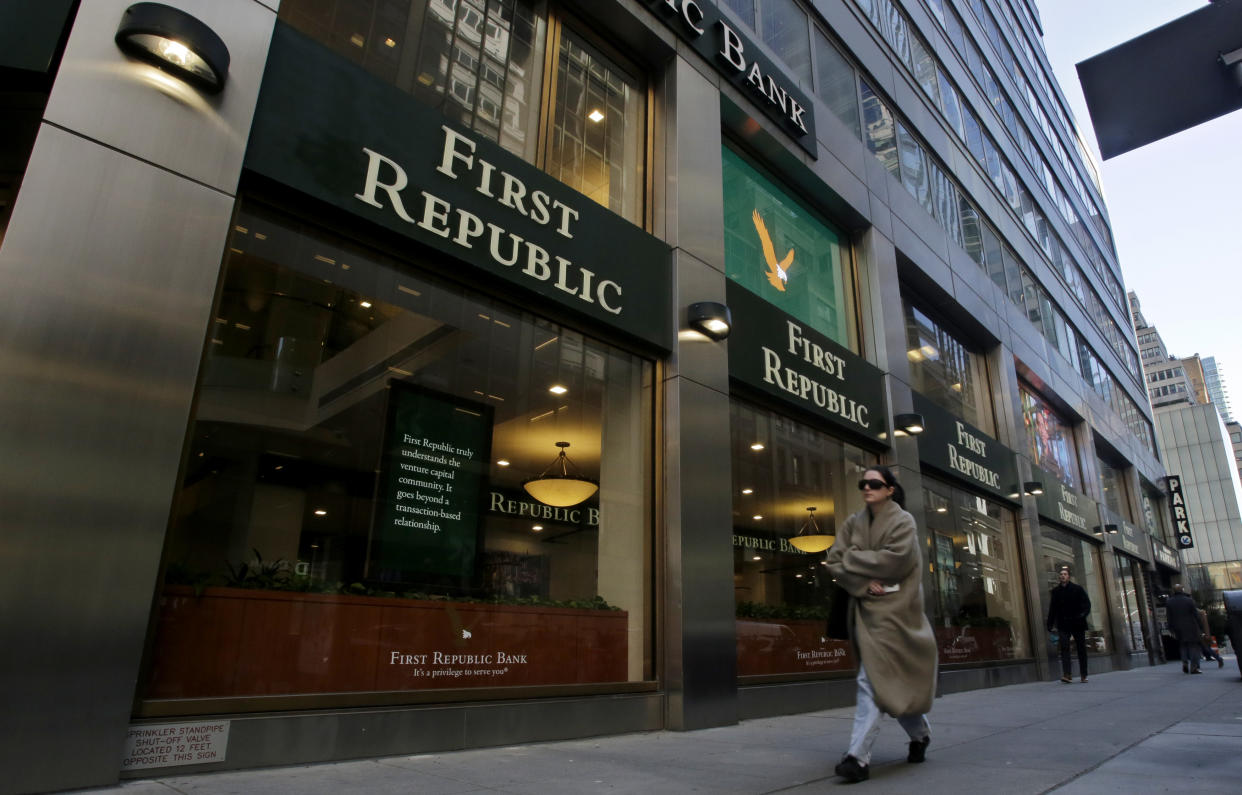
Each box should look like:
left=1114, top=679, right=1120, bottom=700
left=490, top=491, right=599, bottom=525
left=758, top=320, right=868, bottom=428
left=1055, top=484, right=1088, bottom=531
left=647, top=0, right=810, bottom=137
left=354, top=127, right=622, bottom=315
left=946, top=421, right=999, bottom=488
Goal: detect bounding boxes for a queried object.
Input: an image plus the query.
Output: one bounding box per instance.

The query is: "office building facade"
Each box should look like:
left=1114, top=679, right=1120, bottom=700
left=0, top=1, right=1179, bottom=791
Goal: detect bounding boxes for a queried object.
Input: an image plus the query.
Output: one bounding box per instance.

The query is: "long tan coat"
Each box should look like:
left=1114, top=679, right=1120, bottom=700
left=825, top=499, right=937, bottom=716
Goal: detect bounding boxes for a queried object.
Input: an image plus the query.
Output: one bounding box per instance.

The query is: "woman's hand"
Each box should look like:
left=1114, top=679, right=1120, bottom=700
left=867, top=580, right=886, bottom=595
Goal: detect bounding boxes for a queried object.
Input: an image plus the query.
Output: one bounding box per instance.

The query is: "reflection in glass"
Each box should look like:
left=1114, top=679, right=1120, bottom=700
left=903, top=301, right=993, bottom=433
left=730, top=400, right=875, bottom=677
left=923, top=480, right=1029, bottom=663
left=1021, top=385, right=1080, bottom=490
left=144, top=202, right=653, bottom=703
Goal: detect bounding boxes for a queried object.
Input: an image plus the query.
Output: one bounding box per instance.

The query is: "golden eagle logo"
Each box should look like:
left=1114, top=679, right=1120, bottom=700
left=752, top=209, right=794, bottom=291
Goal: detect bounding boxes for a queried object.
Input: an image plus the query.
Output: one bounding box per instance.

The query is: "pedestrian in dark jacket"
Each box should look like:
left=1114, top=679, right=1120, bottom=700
left=1047, top=568, right=1091, bottom=683
left=1166, top=585, right=1203, bottom=673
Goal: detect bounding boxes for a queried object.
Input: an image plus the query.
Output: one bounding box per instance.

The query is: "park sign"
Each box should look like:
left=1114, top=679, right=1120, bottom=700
left=1165, top=474, right=1195, bottom=549
left=726, top=282, right=885, bottom=442
left=245, top=24, right=673, bottom=351
left=911, top=394, right=1019, bottom=501
left=642, top=1, right=817, bottom=157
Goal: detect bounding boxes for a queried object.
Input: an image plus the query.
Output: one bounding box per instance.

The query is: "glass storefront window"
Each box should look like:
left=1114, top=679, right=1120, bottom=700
left=142, top=201, right=654, bottom=706
left=721, top=146, right=856, bottom=350
left=730, top=400, right=875, bottom=677
left=1020, top=384, right=1081, bottom=490
left=279, top=0, right=646, bottom=225
left=1140, top=482, right=1169, bottom=540
left=1039, top=526, right=1110, bottom=654
left=1111, top=554, right=1149, bottom=653
left=903, top=300, right=994, bottom=433
left=923, top=480, right=1029, bottom=663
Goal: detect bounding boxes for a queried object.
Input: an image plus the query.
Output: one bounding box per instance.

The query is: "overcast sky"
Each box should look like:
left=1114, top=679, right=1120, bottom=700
left=1035, top=0, right=1242, bottom=414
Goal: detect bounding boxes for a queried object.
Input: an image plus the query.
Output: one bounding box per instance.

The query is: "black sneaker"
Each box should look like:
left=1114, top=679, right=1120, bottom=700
left=907, top=735, right=930, bottom=763
left=835, top=755, right=870, bottom=783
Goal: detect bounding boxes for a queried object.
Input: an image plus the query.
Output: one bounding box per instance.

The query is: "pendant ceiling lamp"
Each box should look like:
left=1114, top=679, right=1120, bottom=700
left=522, top=442, right=598, bottom=507
left=788, top=506, right=835, bottom=553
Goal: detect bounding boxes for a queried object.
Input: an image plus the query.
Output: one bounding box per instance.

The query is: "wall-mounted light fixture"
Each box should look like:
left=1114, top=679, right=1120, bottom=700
left=788, top=507, right=834, bottom=553
left=1093, top=524, right=1120, bottom=536
left=1024, top=481, right=1045, bottom=496
left=892, top=413, right=925, bottom=437
left=115, top=3, right=231, bottom=94
left=687, top=301, right=732, bottom=341
left=522, top=441, right=598, bottom=507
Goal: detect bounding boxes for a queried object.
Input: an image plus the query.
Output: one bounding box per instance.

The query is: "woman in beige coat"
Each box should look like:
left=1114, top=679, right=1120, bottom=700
left=826, top=465, right=938, bottom=783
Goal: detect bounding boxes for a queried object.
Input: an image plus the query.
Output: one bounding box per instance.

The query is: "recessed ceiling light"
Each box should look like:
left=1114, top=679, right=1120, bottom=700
left=497, top=459, right=510, bottom=467
left=588, top=109, right=605, bottom=122
left=384, top=37, right=396, bottom=47
left=549, top=384, right=568, bottom=395
left=752, top=555, right=761, bottom=561
left=532, top=524, right=543, bottom=532
left=349, top=33, right=365, bottom=47
left=360, top=300, right=372, bottom=308
left=752, top=514, right=763, bottom=521
left=741, top=488, right=754, bottom=495
left=750, top=442, right=765, bottom=451
left=313, top=509, right=327, bottom=516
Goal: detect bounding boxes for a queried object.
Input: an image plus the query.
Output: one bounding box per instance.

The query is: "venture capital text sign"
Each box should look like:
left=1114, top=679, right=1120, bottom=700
left=1165, top=475, right=1195, bottom=549
left=726, top=282, right=885, bottom=442
left=245, top=24, right=672, bottom=350
left=644, top=0, right=817, bottom=156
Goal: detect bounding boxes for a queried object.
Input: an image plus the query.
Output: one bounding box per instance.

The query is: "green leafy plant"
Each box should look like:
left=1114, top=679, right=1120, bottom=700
left=735, top=601, right=828, bottom=620
left=223, top=549, right=292, bottom=590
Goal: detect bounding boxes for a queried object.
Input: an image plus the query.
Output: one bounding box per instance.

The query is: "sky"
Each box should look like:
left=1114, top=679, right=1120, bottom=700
left=1035, top=0, right=1242, bottom=414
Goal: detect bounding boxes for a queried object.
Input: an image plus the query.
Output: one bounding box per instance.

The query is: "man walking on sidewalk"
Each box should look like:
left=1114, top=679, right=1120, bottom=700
left=1166, top=584, right=1203, bottom=674
left=1047, top=568, right=1091, bottom=683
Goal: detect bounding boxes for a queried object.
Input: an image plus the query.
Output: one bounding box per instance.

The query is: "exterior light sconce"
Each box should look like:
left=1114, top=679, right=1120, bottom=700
left=115, top=3, right=231, bottom=94
left=892, top=413, right=925, bottom=437
left=1093, top=524, right=1120, bottom=536
left=788, top=507, right=834, bottom=553
left=687, top=301, right=732, bottom=341
left=1024, top=481, right=1045, bottom=496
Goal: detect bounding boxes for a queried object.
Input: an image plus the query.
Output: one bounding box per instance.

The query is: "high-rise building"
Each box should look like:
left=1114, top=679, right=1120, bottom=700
left=0, top=1, right=1183, bottom=790
left=1203, top=355, right=1232, bottom=423
left=1130, top=291, right=1242, bottom=620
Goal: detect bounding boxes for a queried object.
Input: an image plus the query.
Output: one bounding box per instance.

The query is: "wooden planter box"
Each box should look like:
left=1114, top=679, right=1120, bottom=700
left=736, top=618, right=855, bottom=676
left=146, top=587, right=628, bottom=698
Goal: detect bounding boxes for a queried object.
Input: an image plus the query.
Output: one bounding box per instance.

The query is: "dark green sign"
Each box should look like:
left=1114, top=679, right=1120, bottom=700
left=246, top=24, right=672, bottom=350
left=1032, top=465, right=1099, bottom=537
left=641, top=1, right=817, bottom=156
left=1151, top=537, right=1180, bottom=571
left=1113, top=519, right=1152, bottom=563
left=911, top=394, right=1019, bottom=501
left=370, top=382, right=492, bottom=584
left=726, top=281, right=886, bottom=441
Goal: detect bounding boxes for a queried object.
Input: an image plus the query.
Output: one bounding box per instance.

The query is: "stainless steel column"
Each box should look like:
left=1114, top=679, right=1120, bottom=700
left=0, top=1, right=275, bottom=791
left=661, top=53, right=738, bottom=730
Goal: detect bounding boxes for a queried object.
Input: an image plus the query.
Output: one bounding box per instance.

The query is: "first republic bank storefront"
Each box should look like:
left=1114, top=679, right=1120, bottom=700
left=0, top=1, right=1145, bottom=790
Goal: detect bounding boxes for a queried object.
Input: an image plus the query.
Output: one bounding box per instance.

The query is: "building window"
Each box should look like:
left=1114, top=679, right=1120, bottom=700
left=721, top=145, right=856, bottom=350
left=279, top=0, right=647, bottom=225
left=903, top=300, right=994, bottom=433
left=140, top=200, right=655, bottom=708
left=924, top=480, right=1029, bottom=663
left=1020, top=384, right=1081, bottom=490
left=1096, top=454, right=1132, bottom=522
left=1039, top=526, right=1111, bottom=654
left=731, top=399, right=875, bottom=677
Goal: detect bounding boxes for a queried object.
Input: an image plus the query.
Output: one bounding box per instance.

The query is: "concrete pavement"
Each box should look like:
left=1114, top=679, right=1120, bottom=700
left=75, top=660, right=1242, bottom=794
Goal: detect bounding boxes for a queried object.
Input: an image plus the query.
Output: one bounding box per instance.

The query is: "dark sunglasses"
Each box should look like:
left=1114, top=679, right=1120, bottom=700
left=858, top=478, right=889, bottom=491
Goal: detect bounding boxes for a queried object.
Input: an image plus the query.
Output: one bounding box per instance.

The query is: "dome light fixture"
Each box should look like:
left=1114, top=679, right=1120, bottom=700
left=788, top=506, right=835, bottom=553
left=115, top=3, right=231, bottom=94
left=522, top=441, right=598, bottom=507
left=687, top=301, right=732, bottom=341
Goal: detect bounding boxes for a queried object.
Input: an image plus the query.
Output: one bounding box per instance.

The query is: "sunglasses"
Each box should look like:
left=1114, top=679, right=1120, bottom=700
left=858, top=478, right=889, bottom=491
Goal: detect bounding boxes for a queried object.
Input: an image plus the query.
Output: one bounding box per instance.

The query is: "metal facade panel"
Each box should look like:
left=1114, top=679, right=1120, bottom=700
left=0, top=124, right=237, bottom=792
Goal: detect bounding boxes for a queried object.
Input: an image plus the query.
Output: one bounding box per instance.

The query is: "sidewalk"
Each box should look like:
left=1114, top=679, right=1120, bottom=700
left=79, top=660, right=1242, bottom=794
